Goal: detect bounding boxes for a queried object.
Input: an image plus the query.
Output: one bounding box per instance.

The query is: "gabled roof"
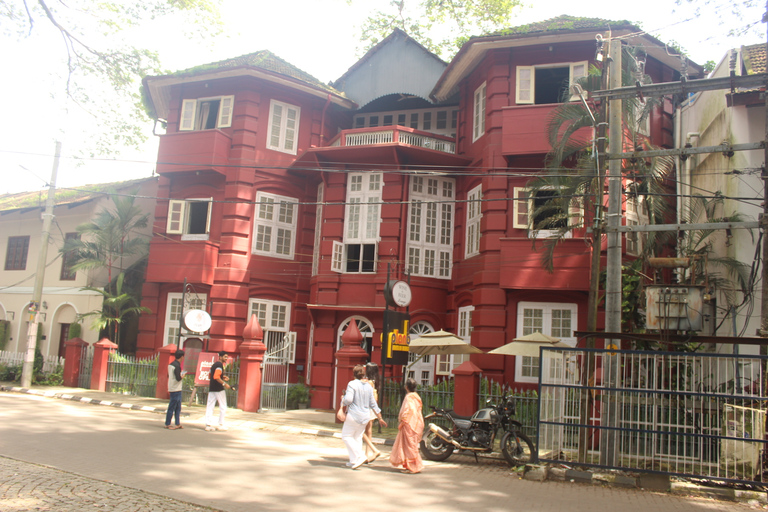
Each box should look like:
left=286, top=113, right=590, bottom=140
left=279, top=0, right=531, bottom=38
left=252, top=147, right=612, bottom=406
left=143, top=50, right=356, bottom=121
left=0, top=177, right=156, bottom=214
left=332, top=28, right=450, bottom=107
left=742, top=43, right=767, bottom=75
left=333, top=28, right=446, bottom=86
left=431, top=15, right=704, bottom=101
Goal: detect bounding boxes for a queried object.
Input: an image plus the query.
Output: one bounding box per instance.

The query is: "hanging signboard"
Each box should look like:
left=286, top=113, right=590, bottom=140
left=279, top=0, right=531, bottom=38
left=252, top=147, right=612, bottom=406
left=194, top=352, right=219, bottom=386
left=381, top=310, right=410, bottom=366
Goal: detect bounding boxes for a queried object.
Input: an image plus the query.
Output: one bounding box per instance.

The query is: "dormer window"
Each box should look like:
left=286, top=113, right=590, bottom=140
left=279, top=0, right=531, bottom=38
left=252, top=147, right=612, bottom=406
left=179, top=96, right=234, bottom=131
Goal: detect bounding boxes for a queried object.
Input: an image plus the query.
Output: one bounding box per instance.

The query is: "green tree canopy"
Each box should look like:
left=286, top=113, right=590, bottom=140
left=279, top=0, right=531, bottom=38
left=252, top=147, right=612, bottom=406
left=352, top=0, right=523, bottom=57
left=2, top=0, right=222, bottom=155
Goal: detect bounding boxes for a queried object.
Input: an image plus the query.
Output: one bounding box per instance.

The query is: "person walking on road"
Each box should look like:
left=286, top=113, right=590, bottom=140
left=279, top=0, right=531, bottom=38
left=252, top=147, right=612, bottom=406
left=341, top=364, right=387, bottom=469
left=165, top=349, right=185, bottom=430
left=390, top=378, right=424, bottom=474
left=362, top=362, right=382, bottom=463
left=205, top=351, right=232, bottom=432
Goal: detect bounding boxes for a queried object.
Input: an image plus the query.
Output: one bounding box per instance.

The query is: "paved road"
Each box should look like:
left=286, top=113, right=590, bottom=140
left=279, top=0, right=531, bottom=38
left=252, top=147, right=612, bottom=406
left=0, top=392, right=759, bottom=512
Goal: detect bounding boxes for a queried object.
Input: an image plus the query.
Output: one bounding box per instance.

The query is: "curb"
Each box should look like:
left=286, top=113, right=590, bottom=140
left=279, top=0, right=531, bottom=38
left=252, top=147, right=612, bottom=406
left=0, top=386, right=188, bottom=416
left=527, top=464, right=768, bottom=505
left=0, top=385, right=395, bottom=446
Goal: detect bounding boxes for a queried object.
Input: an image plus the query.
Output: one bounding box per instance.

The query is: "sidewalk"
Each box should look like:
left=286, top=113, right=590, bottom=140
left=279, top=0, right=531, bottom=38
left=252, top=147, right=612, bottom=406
left=0, top=383, right=396, bottom=446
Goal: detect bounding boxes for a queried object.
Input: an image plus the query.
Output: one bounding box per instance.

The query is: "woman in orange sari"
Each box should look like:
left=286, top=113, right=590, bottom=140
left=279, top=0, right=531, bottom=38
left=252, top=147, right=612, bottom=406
left=390, top=378, right=424, bottom=474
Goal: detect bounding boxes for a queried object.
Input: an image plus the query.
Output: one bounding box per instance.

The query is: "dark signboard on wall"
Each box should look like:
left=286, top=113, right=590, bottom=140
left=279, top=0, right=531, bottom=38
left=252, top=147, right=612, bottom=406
left=381, top=310, right=410, bottom=366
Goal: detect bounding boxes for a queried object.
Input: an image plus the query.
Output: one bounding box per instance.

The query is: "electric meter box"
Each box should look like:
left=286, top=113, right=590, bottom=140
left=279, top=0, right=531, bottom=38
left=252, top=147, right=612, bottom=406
left=646, top=285, right=704, bottom=331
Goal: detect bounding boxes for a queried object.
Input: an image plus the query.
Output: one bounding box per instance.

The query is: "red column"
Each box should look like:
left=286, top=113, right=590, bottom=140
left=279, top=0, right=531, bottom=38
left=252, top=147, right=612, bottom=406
left=156, top=344, right=177, bottom=400
left=453, top=360, right=483, bottom=416
left=62, top=337, right=86, bottom=388
left=237, top=314, right=266, bottom=413
left=90, top=338, right=118, bottom=391
left=334, top=319, right=369, bottom=422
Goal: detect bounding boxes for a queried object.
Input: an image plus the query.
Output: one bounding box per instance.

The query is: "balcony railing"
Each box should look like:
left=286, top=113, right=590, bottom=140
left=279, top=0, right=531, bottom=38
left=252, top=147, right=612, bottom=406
left=328, top=126, right=456, bottom=154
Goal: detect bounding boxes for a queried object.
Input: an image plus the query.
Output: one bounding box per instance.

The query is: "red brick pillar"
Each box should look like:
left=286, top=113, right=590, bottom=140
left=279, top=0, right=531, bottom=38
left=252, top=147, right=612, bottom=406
left=453, top=360, right=483, bottom=416
left=62, top=337, right=86, bottom=388
left=334, top=319, right=369, bottom=422
left=156, top=344, right=178, bottom=400
left=90, top=338, right=118, bottom=391
left=237, top=314, right=266, bottom=413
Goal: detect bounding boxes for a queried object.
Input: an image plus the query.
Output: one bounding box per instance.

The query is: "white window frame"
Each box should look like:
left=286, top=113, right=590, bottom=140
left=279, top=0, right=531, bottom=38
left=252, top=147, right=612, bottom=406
left=251, top=191, right=298, bottom=259
left=268, top=99, right=301, bottom=155
left=164, top=292, right=208, bottom=347
left=312, top=183, right=324, bottom=276
left=436, top=306, right=474, bottom=376
left=516, top=62, right=588, bottom=105
left=515, top=301, right=577, bottom=384
left=473, top=82, right=487, bottom=142
left=248, top=298, right=295, bottom=363
left=464, top=185, right=482, bottom=258
left=166, top=198, right=212, bottom=241
left=332, top=173, right=381, bottom=274
left=407, top=321, right=434, bottom=385
left=513, top=187, right=582, bottom=239
left=179, top=96, right=234, bottom=131
left=407, top=176, right=454, bottom=279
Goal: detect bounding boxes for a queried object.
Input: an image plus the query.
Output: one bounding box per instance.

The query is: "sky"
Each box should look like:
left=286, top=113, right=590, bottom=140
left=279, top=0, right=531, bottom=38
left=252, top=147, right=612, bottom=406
left=0, top=0, right=765, bottom=196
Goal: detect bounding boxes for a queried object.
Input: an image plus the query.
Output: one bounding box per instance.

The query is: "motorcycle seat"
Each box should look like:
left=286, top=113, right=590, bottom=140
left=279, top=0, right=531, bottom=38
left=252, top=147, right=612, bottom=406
left=446, top=410, right=473, bottom=422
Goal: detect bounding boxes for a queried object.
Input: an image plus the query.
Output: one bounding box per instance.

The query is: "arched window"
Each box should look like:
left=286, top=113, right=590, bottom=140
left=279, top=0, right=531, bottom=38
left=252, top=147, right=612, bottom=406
left=407, top=321, right=434, bottom=386
left=337, top=316, right=374, bottom=356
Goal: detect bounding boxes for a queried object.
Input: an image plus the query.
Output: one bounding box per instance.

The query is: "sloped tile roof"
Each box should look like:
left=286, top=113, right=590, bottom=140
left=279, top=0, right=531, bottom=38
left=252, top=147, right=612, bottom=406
left=0, top=177, right=156, bottom=213
left=171, top=50, right=340, bottom=94
left=484, top=15, right=635, bottom=38
left=742, top=43, right=767, bottom=75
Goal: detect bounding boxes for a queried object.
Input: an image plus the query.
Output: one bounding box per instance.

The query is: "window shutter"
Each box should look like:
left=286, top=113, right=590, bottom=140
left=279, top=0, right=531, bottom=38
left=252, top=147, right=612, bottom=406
left=331, top=241, right=343, bottom=273
left=569, top=62, right=588, bottom=101
left=513, top=188, right=530, bottom=229
left=204, top=198, right=213, bottom=234
left=180, top=100, right=197, bottom=131
left=516, top=67, right=534, bottom=104
left=285, top=332, right=297, bottom=364
left=217, top=96, right=234, bottom=128
left=167, top=200, right=185, bottom=234
left=473, top=83, right=486, bottom=141
left=568, top=196, right=584, bottom=228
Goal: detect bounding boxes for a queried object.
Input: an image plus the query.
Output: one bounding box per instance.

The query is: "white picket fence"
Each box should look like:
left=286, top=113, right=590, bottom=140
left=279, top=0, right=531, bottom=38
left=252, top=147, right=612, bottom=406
left=0, top=350, right=64, bottom=373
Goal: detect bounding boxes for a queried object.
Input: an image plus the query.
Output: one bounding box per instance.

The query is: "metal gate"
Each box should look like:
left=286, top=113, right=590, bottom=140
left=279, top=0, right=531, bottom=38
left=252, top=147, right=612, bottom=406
left=538, top=347, right=768, bottom=485
left=260, top=331, right=296, bottom=411
left=77, top=344, right=94, bottom=389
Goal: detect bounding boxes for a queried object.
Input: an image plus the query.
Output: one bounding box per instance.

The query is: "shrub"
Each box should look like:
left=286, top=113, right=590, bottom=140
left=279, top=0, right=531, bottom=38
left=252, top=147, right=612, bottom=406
left=69, top=322, right=82, bottom=339
left=286, top=381, right=310, bottom=409
left=0, top=363, right=21, bottom=382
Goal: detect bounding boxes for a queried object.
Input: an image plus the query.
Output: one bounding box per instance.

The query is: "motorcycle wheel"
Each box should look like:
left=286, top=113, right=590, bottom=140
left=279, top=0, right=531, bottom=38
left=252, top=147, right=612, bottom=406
left=500, top=431, right=535, bottom=467
left=420, top=431, right=455, bottom=461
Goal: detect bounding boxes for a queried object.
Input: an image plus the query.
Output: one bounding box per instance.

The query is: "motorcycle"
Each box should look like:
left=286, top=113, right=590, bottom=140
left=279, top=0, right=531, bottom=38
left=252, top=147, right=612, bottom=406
left=420, top=394, right=535, bottom=467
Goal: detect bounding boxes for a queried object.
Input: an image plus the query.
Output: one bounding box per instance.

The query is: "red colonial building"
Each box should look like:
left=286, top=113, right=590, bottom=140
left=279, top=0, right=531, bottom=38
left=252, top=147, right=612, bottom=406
left=139, top=16, right=701, bottom=409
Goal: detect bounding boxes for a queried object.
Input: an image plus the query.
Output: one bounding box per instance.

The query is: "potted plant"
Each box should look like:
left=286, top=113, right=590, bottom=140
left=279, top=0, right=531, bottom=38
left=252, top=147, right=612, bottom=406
left=286, top=380, right=310, bottom=409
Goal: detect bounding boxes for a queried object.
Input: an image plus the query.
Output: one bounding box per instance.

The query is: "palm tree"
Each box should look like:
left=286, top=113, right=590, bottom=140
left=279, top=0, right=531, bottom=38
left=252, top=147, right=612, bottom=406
left=60, top=192, right=150, bottom=349
left=78, top=272, right=150, bottom=347
left=528, top=44, right=672, bottom=334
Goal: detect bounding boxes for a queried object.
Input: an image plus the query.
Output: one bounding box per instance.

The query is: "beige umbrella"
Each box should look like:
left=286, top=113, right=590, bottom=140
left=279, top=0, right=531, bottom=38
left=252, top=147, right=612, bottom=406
left=488, top=331, right=571, bottom=357
left=408, top=330, right=484, bottom=356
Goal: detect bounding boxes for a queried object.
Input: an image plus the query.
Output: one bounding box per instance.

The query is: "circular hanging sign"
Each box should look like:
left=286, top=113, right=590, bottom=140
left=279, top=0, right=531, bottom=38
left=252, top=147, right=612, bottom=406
left=184, top=309, right=212, bottom=332
left=385, top=280, right=412, bottom=308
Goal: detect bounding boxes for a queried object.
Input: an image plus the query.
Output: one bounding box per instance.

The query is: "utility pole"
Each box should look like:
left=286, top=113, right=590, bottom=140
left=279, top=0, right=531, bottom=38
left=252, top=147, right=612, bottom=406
left=760, top=0, right=768, bottom=337
left=21, top=141, right=60, bottom=388
left=601, top=38, right=622, bottom=467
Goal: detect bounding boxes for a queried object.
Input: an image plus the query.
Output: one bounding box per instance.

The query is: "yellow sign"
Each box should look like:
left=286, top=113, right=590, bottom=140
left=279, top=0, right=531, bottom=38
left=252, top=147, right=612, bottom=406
left=386, top=321, right=410, bottom=359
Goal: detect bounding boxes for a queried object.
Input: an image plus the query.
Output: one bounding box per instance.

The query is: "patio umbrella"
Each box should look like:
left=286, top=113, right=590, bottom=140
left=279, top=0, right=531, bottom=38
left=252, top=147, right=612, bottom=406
left=487, top=331, right=571, bottom=357
left=408, top=330, right=484, bottom=356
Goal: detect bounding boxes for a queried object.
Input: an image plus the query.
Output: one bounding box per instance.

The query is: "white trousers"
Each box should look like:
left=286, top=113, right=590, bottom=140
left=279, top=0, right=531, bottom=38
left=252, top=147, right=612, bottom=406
left=341, top=418, right=367, bottom=466
left=206, top=390, right=227, bottom=426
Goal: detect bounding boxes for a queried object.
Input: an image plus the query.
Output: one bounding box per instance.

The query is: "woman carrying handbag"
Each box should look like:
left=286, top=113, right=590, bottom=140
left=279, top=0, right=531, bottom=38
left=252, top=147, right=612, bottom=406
left=340, top=364, right=387, bottom=469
